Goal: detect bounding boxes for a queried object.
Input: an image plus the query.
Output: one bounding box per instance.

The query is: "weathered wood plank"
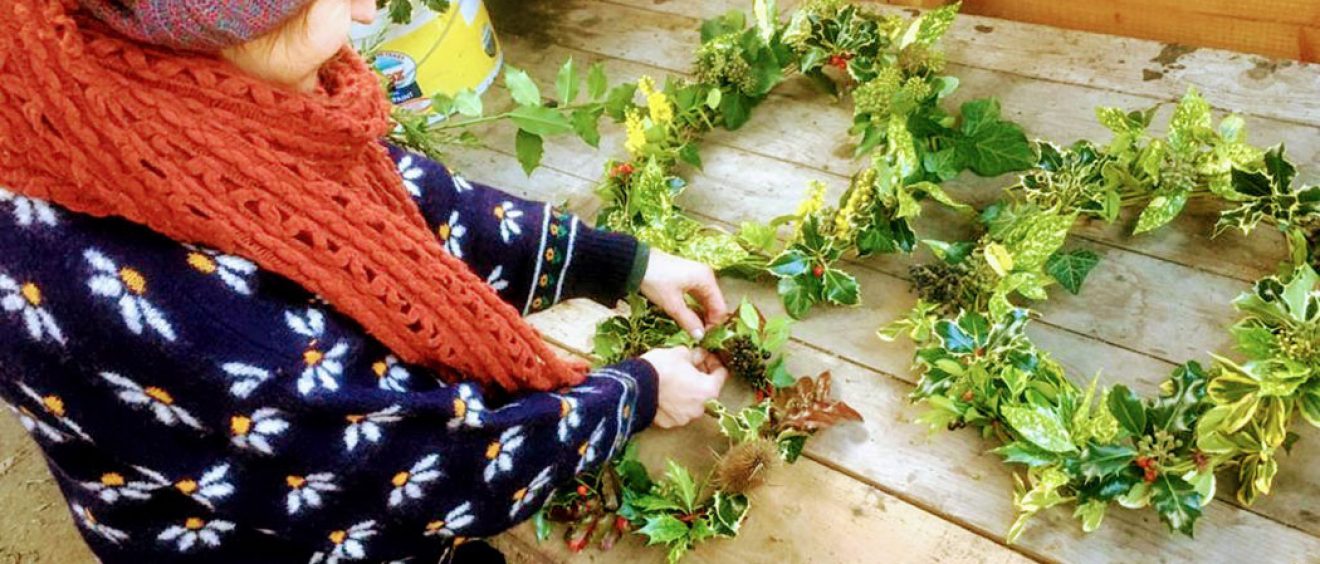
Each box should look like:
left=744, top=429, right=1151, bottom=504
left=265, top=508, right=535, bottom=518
left=0, top=414, right=95, bottom=563
left=591, top=0, right=1320, bottom=126
left=440, top=145, right=1320, bottom=552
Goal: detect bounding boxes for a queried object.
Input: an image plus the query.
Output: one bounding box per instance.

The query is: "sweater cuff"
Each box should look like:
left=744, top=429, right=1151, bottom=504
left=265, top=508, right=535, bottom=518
left=560, top=221, right=641, bottom=305
left=615, top=358, right=658, bottom=436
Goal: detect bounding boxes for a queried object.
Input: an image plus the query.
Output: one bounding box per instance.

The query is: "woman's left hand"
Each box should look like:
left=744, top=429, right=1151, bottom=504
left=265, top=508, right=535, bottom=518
left=640, top=250, right=729, bottom=340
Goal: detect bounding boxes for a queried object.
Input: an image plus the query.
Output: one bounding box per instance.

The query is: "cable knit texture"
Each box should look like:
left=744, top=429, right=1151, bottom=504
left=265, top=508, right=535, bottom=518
left=0, top=0, right=587, bottom=393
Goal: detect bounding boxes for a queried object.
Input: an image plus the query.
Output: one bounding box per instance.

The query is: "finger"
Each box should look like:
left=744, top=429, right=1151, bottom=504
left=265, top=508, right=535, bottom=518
left=698, top=351, right=724, bottom=373
left=688, top=272, right=728, bottom=326
left=689, top=347, right=707, bottom=366
left=707, top=366, right=729, bottom=394
left=666, top=298, right=707, bottom=340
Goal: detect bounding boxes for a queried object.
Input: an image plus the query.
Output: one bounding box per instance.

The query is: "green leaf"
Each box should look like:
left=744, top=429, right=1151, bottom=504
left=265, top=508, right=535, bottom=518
left=571, top=108, right=602, bottom=148
left=955, top=98, right=1035, bottom=176
left=985, top=242, right=1014, bottom=276
left=768, top=359, right=796, bottom=389
left=1045, top=249, right=1101, bottom=295
left=1002, top=405, right=1078, bottom=453
left=504, top=67, right=541, bottom=107
left=1299, top=382, right=1320, bottom=428
left=638, top=514, right=690, bottom=545
left=1079, top=442, right=1136, bottom=479
left=453, top=89, right=483, bottom=117
left=778, top=275, right=817, bottom=319
left=992, top=441, right=1058, bottom=467
left=555, top=57, right=578, bottom=104
left=604, top=83, right=638, bottom=121
left=822, top=268, right=860, bottom=306
left=664, top=459, right=698, bottom=512
left=923, top=240, right=976, bottom=264
left=586, top=62, right=608, bottom=100
left=678, top=143, right=703, bottom=169
left=1074, top=500, right=1108, bottom=533
left=508, top=105, right=574, bottom=137
left=533, top=509, right=551, bottom=541
left=706, top=87, right=723, bottom=110
left=768, top=250, right=810, bottom=277
left=1151, top=474, right=1202, bottom=536
left=514, top=129, right=543, bottom=175
left=1134, top=191, right=1189, bottom=235
left=1107, top=385, right=1147, bottom=437
left=720, top=92, right=753, bottom=131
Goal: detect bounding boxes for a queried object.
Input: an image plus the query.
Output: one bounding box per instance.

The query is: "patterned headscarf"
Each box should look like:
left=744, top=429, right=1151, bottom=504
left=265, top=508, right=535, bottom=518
left=78, top=0, right=315, bottom=51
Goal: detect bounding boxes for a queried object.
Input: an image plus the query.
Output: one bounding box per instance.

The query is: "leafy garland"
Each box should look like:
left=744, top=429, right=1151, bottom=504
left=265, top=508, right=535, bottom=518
left=378, top=0, right=1320, bottom=557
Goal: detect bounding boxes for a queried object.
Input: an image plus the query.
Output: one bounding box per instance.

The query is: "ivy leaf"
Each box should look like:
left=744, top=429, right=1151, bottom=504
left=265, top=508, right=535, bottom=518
left=1079, top=442, right=1136, bottom=479
left=1002, top=405, right=1078, bottom=453
left=514, top=129, right=543, bottom=176
left=504, top=67, right=541, bottom=107
left=678, top=144, right=703, bottom=169
left=1151, top=474, right=1202, bottom=536
left=954, top=98, right=1035, bottom=176
left=638, top=514, right=690, bottom=545
left=720, top=92, right=753, bottom=131
left=571, top=108, right=602, bottom=148
left=1107, top=384, right=1147, bottom=437
left=1045, top=249, right=1101, bottom=295
left=509, top=105, right=573, bottom=136
left=1134, top=191, right=1189, bottom=235
left=555, top=57, right=579, bottom=104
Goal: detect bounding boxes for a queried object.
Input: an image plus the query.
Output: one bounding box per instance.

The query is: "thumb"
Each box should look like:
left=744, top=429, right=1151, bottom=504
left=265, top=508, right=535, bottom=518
left=663, top=294, right=706, bottom=340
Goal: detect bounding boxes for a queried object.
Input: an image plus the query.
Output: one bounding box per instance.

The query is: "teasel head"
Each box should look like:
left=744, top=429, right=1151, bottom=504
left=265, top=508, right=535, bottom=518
left=714, top=438, right=781, bottom=494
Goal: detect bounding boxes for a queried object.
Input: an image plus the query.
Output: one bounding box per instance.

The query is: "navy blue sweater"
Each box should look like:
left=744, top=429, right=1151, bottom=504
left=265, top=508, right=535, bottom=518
left=0, top=146, right=658, bottom=563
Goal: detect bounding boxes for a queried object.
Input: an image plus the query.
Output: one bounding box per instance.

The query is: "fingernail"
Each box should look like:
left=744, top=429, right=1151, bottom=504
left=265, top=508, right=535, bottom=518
left=692, top=328, right=705, bottom=340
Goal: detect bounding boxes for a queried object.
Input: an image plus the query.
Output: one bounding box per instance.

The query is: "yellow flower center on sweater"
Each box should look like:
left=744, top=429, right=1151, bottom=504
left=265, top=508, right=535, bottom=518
left=493, top=205, right=506, bottom=219
left=452, top=399, right=467, bottom=418
left=144, top=386, right=174, bottom=405
left=426, top=520, right=446, bottom=533
left=175, top=479, right=198, bottom=495
left=101, top=473, right=126, bottom=487
left=391, top=471, right=411, bottom=488
left=286, top=475, right=307, bottom=489
left=559, top=399, right=571, bottom=418
left=187, top=253, right=217, bottom=275
left=329, top=530, right=348, bottom=545
left=118, top=267, right=147, bottom=295
left=437, top=224, right=452, bottom=240
left=41, top=395, right=65, bottom=417
left=345, top=414, right=365, bottom=424
left=20, top=282, right=41, bottom=307
left=512, top=487, right=527, bottom=501
left=82, top=507, right=98, bottom=525
left=485, top=441, right=501, bottom=460
left=185, top=517, right=205, bottom=531
left=230, top=415, right=253, bottom=436
left=303, top=347, right=324, bottom=366
left=578, top=442, right=589, bottom=456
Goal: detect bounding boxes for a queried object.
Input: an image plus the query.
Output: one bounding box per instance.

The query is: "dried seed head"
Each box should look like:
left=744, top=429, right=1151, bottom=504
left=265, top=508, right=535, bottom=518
left=714, top=439, right=780, bottom=494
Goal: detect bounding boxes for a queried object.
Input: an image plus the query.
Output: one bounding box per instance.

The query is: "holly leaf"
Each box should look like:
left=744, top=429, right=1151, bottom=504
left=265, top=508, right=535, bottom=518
left=514, top=129, right=543, bottom=175
left=663, top=460, right=698, bottom=512
left=768, top=250, right=810, bottom=277
left=1045, top=249, right=1101, bottom=295
left=1152, top=474, right=1202, bottom=536
left=505, top=67, right=541, bottom=107
left=1107, top=384, right=1147, bottom=437
left=555, top=57, right=579, bottom=104
left=638, top=514, right=690, bottom=545
left=1002, top=404, right=1078, bottom=453
left=822, top=268, right=860, bottom=306
left=778, top=275, right=817, bottom=319
left=992, top=441, right=1059, bottom=467
left=1079, top=442, right=1136, bottom=479
left=509, top=105, right=574, bottom=137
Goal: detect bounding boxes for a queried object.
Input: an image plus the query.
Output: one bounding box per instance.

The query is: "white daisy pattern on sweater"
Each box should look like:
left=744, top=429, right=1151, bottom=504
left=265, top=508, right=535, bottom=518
left=0, top=273, right=65, bottom=344
left=81, top=470, right=162, bottom=504
left=85, top=249, right=177, bottom=341
left=285, top=308, right=348, bottom=395
left=285, top=472, right=339, bottom=516
left=447, top=385, right=485, bottom=430
left=396, top=154, right=425, bottom=198
left=183, top=245, right=257, bottom=295
left=508, top=466, right=555, bottom=519
left=136, top=463, right=234, bottom=510
left=436, top=210, right=467, bottom=258
left=485, top=265, right=509, bottom=291
left=423, top=501, right=475, bottom=538
left=99, top=372, right=203, bottom=430
left=229, top=408, right=290, bottom=455
left=0, top=187, right=58, bottom=227
left=483, top=426, right=525, bottom=482
left=72, top=503, right=130, bottom=544
left=16, top=382, right=92, bottom=441
left=387, top=453, right=443, bottom=508
left=494, top=201, right=523, bottom=243
left=220, top=362, right=271, bottom=399
left=157, top=517, right=236, bottom=552
left=343, top=405, right=403, bottom=451
left=371, top=356, right=411, bottom=393
left=311, top=520, right=377, bottom=563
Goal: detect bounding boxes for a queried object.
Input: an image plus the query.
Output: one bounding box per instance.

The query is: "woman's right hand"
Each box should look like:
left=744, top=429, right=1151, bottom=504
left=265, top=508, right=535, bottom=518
left=640, top=346, right=728, bottom=429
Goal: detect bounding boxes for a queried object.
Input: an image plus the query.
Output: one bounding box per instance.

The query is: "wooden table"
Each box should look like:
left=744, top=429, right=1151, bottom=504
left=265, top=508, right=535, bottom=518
left=3, top=1, right=1319, bottom=562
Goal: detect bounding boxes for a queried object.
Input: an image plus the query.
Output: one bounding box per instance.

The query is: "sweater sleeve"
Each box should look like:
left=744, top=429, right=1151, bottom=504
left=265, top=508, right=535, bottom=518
left=385, top=144, right=646, bottom=314
left=0, top=205, right=658, bottom=562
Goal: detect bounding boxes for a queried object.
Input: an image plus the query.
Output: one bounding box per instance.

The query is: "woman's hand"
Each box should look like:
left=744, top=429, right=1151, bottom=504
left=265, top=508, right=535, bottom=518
left=640, top=346, right=728, bottom=429
left=640, top=250, right=729, bottom=340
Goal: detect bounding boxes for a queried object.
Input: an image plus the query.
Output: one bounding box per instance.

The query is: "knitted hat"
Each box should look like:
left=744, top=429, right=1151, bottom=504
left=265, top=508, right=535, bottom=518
left=79, top=0, right=316, bottom=51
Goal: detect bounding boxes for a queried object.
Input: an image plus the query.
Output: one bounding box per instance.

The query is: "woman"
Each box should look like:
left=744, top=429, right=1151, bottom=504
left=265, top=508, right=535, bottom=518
left=0, top=0, right=729, bottom=561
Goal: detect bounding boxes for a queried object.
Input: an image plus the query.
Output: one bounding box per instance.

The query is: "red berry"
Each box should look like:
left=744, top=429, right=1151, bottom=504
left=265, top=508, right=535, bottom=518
left=1135, top=456, right=1151, bottom=469
left=828, top=52, right=853, bottom=70
left=615, top=516, right=630, bottom=533
left=567, top=537, right=588, bottom=553
left=812, top=264, right=825, bottom=277
left=611, top=163, right=635, bottom=177
left=576, top=484, right=590, bottom=497
left=1143, top=467, right=1159, bottom=484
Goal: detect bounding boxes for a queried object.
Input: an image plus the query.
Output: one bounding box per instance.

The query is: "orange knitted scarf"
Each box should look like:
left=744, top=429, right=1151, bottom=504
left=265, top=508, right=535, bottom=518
left=0, top=0, right=586, bottom=392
